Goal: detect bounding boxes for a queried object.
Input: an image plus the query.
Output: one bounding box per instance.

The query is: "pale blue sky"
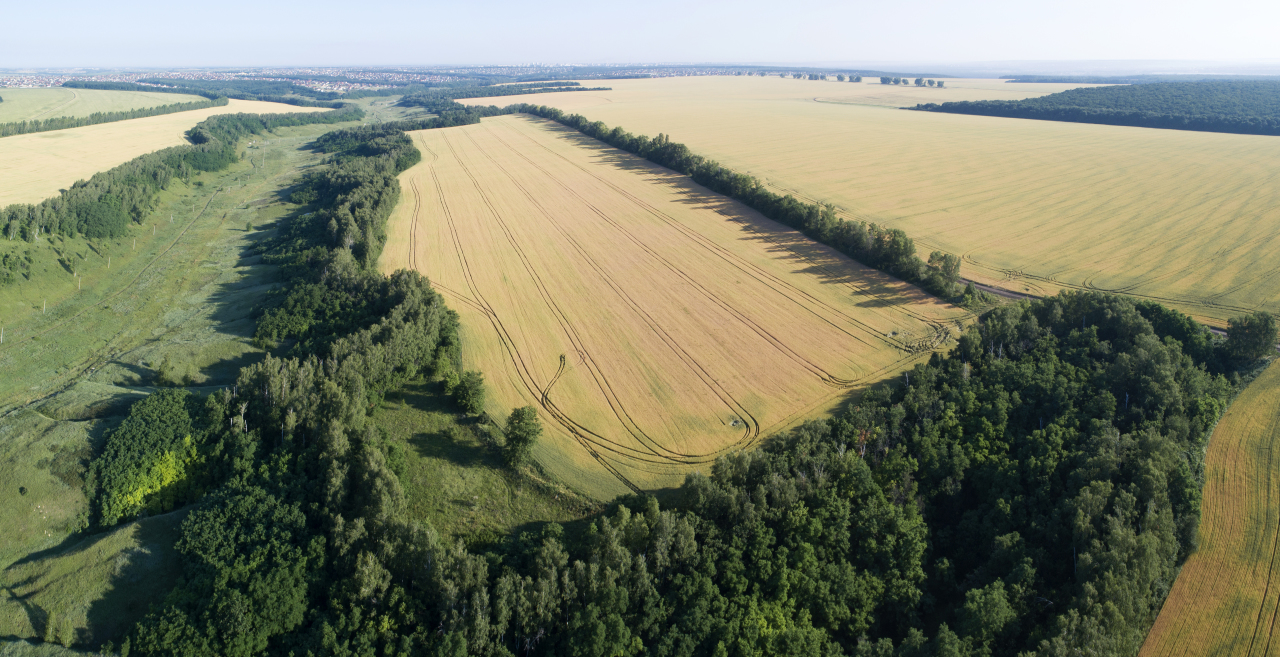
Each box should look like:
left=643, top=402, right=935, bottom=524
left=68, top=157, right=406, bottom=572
left=4, top=0, right=1278, bottom=69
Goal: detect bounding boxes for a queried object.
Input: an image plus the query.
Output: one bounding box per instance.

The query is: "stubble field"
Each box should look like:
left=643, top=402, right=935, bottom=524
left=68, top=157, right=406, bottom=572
left=379, top=114, right=970, bottom=498
left=0, top=99, right=327, bottom=207
left=477, top=76, right=1280, bottom=327
left=1141, top=359, right=1280, bottom=656
left=0, top=87, right=207, bottom=123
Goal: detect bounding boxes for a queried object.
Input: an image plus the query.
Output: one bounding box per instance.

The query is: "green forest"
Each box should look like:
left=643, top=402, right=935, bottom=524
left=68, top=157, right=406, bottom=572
left=911, top=81, right=1280, bottom=135
left=43, top=100, right=1273, bottom=656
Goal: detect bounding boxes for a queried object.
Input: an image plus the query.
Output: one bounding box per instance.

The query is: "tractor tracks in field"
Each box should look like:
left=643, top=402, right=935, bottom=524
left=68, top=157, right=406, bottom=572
left=480, top=124, right=874, bottom=390
left=443, top=130, right=758, bottom=468
left=27, top=89, right=79, bottom=121
left=492, top=120, right=934, bottom=357
left=453, top=128, right=762, bottom=460
left=419, top=160, right=646, bottom=492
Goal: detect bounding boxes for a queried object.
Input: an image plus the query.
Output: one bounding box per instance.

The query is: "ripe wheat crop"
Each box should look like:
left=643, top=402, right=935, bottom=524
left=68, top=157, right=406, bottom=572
left=1142, top=359, right=1280, bottom=656
left=380, top=115, right=970, bottom=498
left=483, top=76, right=1280, bottom=327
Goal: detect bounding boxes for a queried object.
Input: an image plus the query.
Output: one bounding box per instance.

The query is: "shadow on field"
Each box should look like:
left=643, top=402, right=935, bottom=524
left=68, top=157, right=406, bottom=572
left=1, top=585, right=48, bottom=643
left=82, top=511, right=186, bottom=647
left=536, top=118, right=923, bottom=300
left=397, top=382, right=497, bottom=470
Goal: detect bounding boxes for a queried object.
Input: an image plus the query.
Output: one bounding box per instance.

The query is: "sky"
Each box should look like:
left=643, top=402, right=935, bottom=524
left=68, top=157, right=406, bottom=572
left=5, top=0, right=1280, bottom=70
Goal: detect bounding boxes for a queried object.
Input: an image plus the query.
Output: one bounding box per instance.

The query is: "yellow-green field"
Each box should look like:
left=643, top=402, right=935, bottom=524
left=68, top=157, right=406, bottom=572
left=471, top=76, right=1280, bottom=327
left=0, top=99, right=327, bottom=207
left=0, top=87, right=206, bottom=123
left=379, top=114, right=970, bottom=498
left=1141, top=359, right=1280, bottom=656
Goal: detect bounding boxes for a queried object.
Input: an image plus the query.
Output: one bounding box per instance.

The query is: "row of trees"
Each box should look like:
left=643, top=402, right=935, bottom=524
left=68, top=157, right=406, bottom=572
left=63, top=80, right=346, bottom=108
left=0, top=104, right=362, bottom=247
left=0, top=97, right=228, bottom=138
left=772, top=73, right=864, bottom=81
left=398, top=82, right=610, bottom=106
left=881, top=77, right=945, bottom=87
left=511, top=102, right=964, bottom=298
left=913, top=80, right=1280, bottom=136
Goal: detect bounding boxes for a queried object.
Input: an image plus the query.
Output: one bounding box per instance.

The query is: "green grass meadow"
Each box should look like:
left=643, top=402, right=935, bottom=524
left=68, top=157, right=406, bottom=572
left=374, top=381, right=599, bottom=548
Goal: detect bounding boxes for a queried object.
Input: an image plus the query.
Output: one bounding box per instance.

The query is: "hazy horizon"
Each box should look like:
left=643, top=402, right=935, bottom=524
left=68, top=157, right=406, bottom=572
left=6, top=0, right=1278, bottom=70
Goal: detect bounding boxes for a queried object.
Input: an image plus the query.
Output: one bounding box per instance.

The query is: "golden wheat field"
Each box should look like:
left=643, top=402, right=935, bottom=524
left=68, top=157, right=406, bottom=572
left=0, top=99, right=328, bottom=207
left=474, top=76, right=1280, bottom=327
left=380, top=114, right=970, bottom=498
left=1141, top=359, right=1280, bottom=656
left=0, top=87, right=207, bottom=123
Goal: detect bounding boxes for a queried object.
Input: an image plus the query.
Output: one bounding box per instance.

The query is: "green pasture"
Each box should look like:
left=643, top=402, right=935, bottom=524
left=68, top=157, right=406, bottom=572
left=0, top=88, right=206, bottom=124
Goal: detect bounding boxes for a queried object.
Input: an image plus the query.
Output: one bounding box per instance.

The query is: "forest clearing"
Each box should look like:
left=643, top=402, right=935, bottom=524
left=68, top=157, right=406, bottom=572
left=0, top=99, right=327, bottom=207
left=1141, top=359, right=1280, bottom=656
left=485, top=75, right=1280, bottom=327
left=379, top=114, right=970, bottom=497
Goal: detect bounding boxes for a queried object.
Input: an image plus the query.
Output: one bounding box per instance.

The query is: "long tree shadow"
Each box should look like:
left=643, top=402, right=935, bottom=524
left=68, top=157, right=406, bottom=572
left=81, top=511, right=186, bottom=647
left=528, top=116, right=932, bottom=301
left=396, top=382, right=499, bottom=470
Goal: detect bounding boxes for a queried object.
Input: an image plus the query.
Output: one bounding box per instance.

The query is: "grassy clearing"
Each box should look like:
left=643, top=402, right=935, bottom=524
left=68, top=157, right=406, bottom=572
left=0, top=88, right=206, bottom=124
left=483, top=76, right=1280, bottom=328
left=0, top=99, right=327, bottom=207
left=0, top=510, right=186, bottom=648
left=374, top=381, right=597, bottom=545
left=1141, top=358, right=1280, bottom=656
left=379, top=114, right=970, bottom=498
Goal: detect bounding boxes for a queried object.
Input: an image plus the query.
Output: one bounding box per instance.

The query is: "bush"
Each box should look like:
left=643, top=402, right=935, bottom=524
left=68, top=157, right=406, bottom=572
left=1228, top=311, right=1278, bottom=363
left=90, top=389, right=199, bottom=527
left=503, top=406, right=542, bottom=467
left=455, top=370, right=486, bottom=415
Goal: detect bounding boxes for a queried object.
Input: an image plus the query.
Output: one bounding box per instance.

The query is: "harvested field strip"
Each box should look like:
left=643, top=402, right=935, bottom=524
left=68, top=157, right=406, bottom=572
left=1141, top=360, right=1280, bottom=656
left=381, top=114, right=968, bottom=497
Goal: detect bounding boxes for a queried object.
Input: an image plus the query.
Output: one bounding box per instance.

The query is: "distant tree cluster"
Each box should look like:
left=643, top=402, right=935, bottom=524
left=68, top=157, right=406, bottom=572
left=881, top=77, right=944, bottom=87
left=913, top=80, right=1280, bottom=135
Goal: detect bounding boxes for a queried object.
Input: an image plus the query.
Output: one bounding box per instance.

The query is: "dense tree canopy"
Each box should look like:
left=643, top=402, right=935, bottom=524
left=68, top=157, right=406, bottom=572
left=913, top=81, right=1280, bottom=135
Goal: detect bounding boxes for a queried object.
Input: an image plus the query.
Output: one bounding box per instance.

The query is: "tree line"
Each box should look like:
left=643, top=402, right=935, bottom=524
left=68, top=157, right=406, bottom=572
left=911, top=81, right=1280, bottom=136
left=63, top=80, right=346, bottom=108
left=509, top=102, right=964, bottom=299
left=881, top=77, right=945, bottom=87
left=398, top=82, right=610, bottom=106
left=0, top=96, right=228, bottom=138
left=0, top=104, right=364, bottom=268
left=69, top=99, right=1279, bottom=656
